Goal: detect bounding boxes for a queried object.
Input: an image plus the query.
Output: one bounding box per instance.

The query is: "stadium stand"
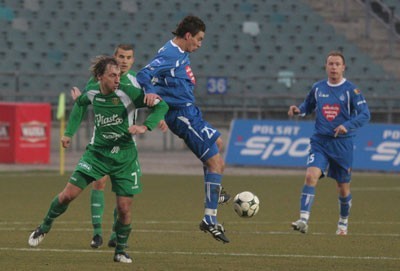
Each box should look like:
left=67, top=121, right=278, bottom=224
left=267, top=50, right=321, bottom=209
left=0, top=0, right=398, bottom=114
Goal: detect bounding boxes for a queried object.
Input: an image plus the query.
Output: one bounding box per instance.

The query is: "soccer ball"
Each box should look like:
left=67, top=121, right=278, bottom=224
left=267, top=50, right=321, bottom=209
left=233, top=191, right=260, bottom=218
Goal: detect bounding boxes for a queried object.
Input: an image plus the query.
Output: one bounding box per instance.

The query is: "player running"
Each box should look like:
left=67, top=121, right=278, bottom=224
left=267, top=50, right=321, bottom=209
left=29, top=56, right=169, bottom=263
left=288, top=51, right=370, bottom=235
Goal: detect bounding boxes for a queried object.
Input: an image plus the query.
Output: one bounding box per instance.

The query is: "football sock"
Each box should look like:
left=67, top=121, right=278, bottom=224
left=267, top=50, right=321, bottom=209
left=91, top=189, right=105, bottom=236
left=299, top=185, right=315, bottom=222
left=338, top=194, right=352, bottom=224
left=204, top=173, right=222, bottom=225
left=109, top=207, right=118, bottom=241
left=41, top=196, right=69, bottom=233
left=114, top=220, right=132, bottom=254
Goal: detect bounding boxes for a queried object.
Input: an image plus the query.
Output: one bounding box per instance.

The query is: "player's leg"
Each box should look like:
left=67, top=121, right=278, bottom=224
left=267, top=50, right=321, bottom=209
left=107, top=207, right=118, bottom=248
left=202, top=138, right=230, bottom=204
left=90, top=175, right=109, bottom=248
left=28, top=173, right=91, bottom=247
left=199, top=141, right=229, bottom=243
left=166, top=107, right=229, bottom=243
left=109, top=147, right=141, bottom=263
left=336, top=182, right=352, bottom=235
left=329, top=137, right=353, bottom=235
left=292, top=139, right=327, bottom=234
left=113, top=195, right=133, bottom=263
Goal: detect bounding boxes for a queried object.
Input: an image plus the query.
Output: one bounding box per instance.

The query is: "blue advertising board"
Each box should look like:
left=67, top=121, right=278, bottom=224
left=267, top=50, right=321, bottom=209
left=225, top=119, right=400, bottom=172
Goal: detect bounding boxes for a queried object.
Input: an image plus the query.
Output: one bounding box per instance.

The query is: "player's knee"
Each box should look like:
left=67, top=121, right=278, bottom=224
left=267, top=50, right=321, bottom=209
left=92, top=177, right=107, bottom=190
left=304, top=173, right=318, bottom=186
left=58, top=191, right=75, bottom=204
left=206, top=155, right=224, bottom=174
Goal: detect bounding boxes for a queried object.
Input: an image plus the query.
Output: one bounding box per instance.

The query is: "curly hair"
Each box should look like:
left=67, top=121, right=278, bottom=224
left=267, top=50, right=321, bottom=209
left=89, top=55, right=119, bottom=80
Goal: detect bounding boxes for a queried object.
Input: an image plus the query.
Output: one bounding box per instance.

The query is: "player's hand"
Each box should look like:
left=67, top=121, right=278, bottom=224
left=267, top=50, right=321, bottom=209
left=144, top=93, right=162, bottom=106
left=71, top=87, right=82, bottom=101
left=158, top=120, right=168, bottom=132
left=128, top=125, right=148, bottom=135
left=288, top=105, right=300, bottom=117
left=334, top=125, right=348, bottom=137
left=61, top=135, right=71, bottom=148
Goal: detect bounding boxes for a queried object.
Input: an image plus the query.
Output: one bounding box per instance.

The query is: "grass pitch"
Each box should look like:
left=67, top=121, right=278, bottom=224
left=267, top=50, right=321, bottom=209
left=0, top=171, right=399, bottom=271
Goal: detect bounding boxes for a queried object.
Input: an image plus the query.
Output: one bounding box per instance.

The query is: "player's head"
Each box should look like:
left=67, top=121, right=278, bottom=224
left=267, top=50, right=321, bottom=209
left=90, top=55, right=120, bottom=93
left=113, top=44, right=135, bottom=75
left=325, top=51, right=346, bottom=84
left=172, top=15, right=205, bottom=53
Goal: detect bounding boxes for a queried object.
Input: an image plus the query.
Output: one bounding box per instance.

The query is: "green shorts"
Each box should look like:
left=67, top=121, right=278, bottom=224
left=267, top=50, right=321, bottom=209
left=68, top=145, right=142, bottom=197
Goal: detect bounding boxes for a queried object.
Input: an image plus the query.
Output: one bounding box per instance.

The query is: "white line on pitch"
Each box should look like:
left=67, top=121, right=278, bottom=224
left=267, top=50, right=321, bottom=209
left=2, top=227, right=400, bottom=237
left=0, top=247, right=399, bottom=261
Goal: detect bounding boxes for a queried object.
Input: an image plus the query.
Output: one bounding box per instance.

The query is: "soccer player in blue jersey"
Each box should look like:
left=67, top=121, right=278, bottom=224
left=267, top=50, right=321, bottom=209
left=288, top=51, right=370, bottom=235
left=136, top=15, right=230, bottom=243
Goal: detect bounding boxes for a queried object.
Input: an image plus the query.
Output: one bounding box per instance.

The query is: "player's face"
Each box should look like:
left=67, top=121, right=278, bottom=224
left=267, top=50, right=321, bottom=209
left=114, top=48, right=134, bottom=74
left=325, top=55, right=345, bottom=83
left=98, top=64, right=120, bottom=94
left=185, top=31, right=204, bottom=53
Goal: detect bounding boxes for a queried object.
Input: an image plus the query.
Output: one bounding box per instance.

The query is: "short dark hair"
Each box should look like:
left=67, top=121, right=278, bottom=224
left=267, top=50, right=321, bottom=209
left=89, top=55, right=119, bottom=80
left=326, top=50, right=346, bottom=65
left=113, top=44, right=135, bottom=56
left=172, top=15, right=206, bottom=38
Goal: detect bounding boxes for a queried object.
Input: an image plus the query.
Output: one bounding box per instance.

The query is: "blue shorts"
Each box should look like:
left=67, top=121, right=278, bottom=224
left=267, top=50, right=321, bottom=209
left=165, top=105, right=221, bottom=162
left=306, top=135, right=354, bottom=183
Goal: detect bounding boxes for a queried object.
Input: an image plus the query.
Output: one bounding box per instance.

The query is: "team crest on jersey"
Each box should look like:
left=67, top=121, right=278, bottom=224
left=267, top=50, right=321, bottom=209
left=185, top=66, right=196, bottom=84
left=111, top=98, right=120, bottom=105
left=322, top=104, right=340, bottom=121
left=353, top=89, right=361, bottom=95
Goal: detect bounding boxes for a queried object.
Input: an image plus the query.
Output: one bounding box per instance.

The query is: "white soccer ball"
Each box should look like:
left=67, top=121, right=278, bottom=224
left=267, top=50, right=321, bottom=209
left=233, top=191, right=260, bottom=218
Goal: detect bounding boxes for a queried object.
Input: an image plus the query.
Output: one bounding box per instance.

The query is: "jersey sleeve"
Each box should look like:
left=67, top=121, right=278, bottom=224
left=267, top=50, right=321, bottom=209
left=342, top=88, right=370, bottom=131
left=64, top=103, right=88, bottom=137
left=298, top=86, right=317, bottom=116
left=136, top=53, right=174, bottom=94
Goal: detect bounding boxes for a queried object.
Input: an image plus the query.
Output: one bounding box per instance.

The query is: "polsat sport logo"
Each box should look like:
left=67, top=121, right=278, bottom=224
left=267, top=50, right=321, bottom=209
left=20, top=121, right=47, bottom=143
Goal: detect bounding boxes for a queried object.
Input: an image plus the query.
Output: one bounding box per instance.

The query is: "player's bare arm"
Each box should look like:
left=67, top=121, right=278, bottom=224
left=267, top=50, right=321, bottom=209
left=71, top=87, right=82, bottom=101
left=128, top=125, right=148, bottom=135
left=61, top=135, right=71, bottom=148
left=288, top=105, right=300, bottom=117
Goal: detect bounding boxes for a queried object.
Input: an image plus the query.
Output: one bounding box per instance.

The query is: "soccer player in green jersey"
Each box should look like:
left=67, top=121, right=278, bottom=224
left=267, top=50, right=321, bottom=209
left=29, top=56, right=169, bottom=264
left=62, top=44, right=166, bottom=249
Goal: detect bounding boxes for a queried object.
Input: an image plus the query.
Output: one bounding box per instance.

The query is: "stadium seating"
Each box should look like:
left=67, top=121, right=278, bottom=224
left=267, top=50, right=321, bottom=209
left=0, top=0, right=398, bottom=109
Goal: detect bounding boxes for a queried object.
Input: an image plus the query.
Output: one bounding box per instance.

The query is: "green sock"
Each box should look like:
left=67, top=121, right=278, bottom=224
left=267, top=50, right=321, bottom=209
left=91, top=190, right=104, bottom=236
left=114, top=220, right=132, bottom=254
left=109, top=207, right=118, bottom=241
left=41, top=196, right=69, bottom=233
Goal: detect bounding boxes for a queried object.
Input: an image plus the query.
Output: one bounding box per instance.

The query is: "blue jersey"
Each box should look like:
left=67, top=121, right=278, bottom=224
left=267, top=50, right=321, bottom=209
left=136, top=40, right=196, bottom=108
left=298, top=79, right=370, bottom=137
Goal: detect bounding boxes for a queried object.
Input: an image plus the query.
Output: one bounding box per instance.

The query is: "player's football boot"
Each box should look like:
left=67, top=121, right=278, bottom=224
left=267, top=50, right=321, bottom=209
left=114, top=252, right=133, bottom=263
left=28, top=226, right=46, bottom=247
left=199, top=220, right=230, bottom=243
left=291, top=219, right=309, bottom=234
left=108, top=238, right=117, bottom=248
left=336, top=223, right=348, bottom=235
left=218, top=187, right=231, bottom=205
left=90, top=234, right=103, bottom=248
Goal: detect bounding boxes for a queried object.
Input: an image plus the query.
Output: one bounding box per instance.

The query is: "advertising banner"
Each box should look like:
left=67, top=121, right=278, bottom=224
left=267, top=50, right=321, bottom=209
left=0, top=102, right=51, bottom=164
left=225, top=119, right=400, bottom=172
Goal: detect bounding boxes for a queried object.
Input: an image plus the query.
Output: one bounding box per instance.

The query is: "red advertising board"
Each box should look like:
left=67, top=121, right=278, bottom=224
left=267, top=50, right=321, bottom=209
left=0, top=102, right=51, bottom=164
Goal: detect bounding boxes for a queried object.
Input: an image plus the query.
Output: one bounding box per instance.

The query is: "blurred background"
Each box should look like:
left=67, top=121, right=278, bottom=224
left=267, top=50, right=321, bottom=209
left=0, top=0, right=399, bottom=153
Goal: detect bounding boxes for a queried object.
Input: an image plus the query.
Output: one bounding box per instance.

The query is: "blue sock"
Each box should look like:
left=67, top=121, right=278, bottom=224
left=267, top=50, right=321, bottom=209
left=204, top=173, right=222, bottom=225
left=339, top=194, right=352, bottom=223
left=300, top=185, right=315, bottom=221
